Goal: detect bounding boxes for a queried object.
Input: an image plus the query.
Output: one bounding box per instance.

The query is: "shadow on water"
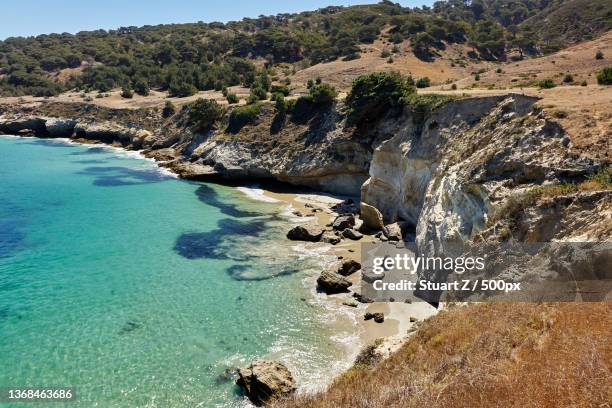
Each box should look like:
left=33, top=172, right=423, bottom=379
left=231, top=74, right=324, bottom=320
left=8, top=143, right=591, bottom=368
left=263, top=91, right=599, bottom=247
left=77, top=166, right=170, bottom=187
left=174, top=219, right=268, bottom=260
left=68, top=147, right=107, bottom=155
left=194, top=185, right=262, bottom=218
left=0, top=220, right=26, bottom=259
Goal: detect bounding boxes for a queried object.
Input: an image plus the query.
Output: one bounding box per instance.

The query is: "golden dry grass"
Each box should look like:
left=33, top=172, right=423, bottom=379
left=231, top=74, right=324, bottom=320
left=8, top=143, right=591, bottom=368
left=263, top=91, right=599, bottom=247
left=273, top=302, right=612, bottom=408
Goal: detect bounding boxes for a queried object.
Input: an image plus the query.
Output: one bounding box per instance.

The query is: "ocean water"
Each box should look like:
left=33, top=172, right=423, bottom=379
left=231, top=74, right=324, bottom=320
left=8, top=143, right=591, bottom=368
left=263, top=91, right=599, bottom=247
left=0, top=136, right=355, bottom=407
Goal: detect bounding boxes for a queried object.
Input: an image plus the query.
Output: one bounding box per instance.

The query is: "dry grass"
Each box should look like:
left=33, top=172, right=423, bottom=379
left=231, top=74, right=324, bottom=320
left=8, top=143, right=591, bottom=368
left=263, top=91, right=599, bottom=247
left=273, top=302, right=612, bottom=408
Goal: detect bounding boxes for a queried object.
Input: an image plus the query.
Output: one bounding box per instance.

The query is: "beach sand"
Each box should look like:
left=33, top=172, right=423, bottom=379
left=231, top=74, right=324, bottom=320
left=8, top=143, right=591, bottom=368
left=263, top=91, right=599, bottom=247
left=261, top=188, right=438, bottom=356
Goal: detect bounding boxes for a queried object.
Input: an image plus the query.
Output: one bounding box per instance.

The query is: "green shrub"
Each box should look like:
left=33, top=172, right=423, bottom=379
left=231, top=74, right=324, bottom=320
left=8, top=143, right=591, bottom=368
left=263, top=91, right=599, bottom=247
left=226, top=93, right=239, bottom=104
left=380, top=49, right=391, bottom=58
left=474, top=73, right=480, bottom=81
left=309, top=83, right=338, bottom=105
left=168, top=80, right=197, bottom=97
left=270, top=84, right=290, bottom=96
left=538, top=79, right=556, bottom=89
left=580, top=80, right=588, bottom=86
left=563, top=74, right=573, bottom=83
left=496, top=68, right=502, bottom=73
left=595, top=51, right=604, bottom=60
left=416, top=77, right=431, bottom=88
left=162, top=101, right=176, bottom=118
left=451, top=83, right=457, bottom=90
left=121, top=86, right=133, bottom=98
left=346, top=72, right=415, bottom=125
left=596, top=67, right=612, bottom=85
left=188, top=98, right=225, bottom=131
left=247, top=85, right=267, bottom=103
left=133, top=79, right=149, bottom=96
left=227, top=103, right=262, bottom=132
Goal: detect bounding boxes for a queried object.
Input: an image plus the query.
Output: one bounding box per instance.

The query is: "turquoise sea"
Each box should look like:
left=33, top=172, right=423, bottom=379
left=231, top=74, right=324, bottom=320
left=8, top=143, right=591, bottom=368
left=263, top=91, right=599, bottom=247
left=0, top=136, right=353, bottom=407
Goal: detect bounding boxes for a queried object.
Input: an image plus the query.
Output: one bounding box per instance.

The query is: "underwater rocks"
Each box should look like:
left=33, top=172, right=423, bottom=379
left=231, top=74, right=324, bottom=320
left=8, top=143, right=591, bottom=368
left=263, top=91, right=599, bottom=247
left=236, top=360, right=296, bottom=406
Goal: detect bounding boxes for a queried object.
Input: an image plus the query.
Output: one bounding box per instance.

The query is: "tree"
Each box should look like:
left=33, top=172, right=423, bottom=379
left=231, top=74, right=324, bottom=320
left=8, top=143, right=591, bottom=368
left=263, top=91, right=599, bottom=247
left=188, top=98, right=225, bottom=131
left=121, top=86, right=133, bottom=98
left=597, top=67, right=612, bottom=85
left=226, top=93, right=239, bottom=104
left=309, top=83, right=338, bottom=105
left=415, top=77, right=431, bottom=88
left=162, top=101, right=176, bottom=118
left=595, top=51, right=604, bottom=60
left=133, top=78, right=150, bottom=96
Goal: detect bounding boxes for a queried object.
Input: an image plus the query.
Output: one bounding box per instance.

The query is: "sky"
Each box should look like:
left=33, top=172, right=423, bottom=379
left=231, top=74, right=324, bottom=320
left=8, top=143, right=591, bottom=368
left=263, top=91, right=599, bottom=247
left=0, top=0, right=434, bottom=40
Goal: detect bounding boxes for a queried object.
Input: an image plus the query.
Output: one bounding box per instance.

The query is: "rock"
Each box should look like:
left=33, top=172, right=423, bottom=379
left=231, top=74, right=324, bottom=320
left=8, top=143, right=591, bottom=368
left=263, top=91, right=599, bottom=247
left=286, top=223, right=323, bottom=242
left=330, top=199, right=359, bottom=215
left=337, top=259, right=361, bottom=276
left=321, top=231, right=341, bottom=245
left=342, top=300, right=359, bottom=307
left=360, top=202, right=384, bottom=231
left=342, top=228, right=363, bottom=240
left=317, top=270, right=352, bottom=294
left=332, top=214, right=355, bottom=230
left=353, top=292, right=374, bottom=303
left=362, top=269, right=384, bottom=283
left=364, top=312, right=384, bottom=323
left=383, top=223, right=403, bottom=242
left=236, top=360, right=296, bottom=406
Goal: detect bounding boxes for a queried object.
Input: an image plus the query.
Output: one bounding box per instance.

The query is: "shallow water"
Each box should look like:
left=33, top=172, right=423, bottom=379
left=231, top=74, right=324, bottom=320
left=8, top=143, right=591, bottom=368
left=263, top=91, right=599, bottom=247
left=0, top=137, right=354, bottom=407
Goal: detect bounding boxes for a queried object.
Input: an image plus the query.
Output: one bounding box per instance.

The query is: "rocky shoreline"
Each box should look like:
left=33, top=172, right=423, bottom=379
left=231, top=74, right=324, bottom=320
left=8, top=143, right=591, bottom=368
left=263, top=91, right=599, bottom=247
left=2, top=94, right=610, bottom=406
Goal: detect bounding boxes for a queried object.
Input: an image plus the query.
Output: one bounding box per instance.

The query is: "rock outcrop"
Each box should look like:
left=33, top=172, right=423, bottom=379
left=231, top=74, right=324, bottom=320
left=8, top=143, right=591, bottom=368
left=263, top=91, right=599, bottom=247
left=359, top=202, right=385, bottom=231
left=317, top=270, right=352, bottom=294
left=236, top=360, right=296, bottom=406
left=286, top=223, right=324, bottom=242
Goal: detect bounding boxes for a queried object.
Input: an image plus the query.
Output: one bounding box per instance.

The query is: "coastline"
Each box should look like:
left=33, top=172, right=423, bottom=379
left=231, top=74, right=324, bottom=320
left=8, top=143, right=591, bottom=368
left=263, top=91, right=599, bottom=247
left=2, top=133, right=436, bottom=395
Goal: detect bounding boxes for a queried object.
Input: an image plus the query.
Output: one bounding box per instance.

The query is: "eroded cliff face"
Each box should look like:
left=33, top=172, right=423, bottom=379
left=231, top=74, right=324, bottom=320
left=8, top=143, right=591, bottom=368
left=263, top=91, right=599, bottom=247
left=360, top=94, right=606, bottom=252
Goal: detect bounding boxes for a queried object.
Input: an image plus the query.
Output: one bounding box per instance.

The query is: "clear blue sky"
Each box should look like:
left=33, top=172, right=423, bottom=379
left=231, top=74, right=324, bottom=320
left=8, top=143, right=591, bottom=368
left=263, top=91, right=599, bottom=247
left=1, top=0, right=434, bottom=40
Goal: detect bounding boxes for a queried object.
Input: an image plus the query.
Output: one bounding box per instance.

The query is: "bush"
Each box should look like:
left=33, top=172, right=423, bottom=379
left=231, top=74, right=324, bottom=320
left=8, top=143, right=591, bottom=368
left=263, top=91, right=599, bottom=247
left=188, top=98, right=225, bottom=131
left=121, top=86, right=133, bottom=98
left=346, top=72, right=415, bottom=125
left=596, top=67, right=612, bottom=85
left=595, top=51, right=604, bottom=60
left=496, top=68, right=503, bottom=73
left=451, top=83, right=457, bottom=90
left=227, top=103, right=262, bottom=133
left=380, top=49, right=391, bottom=58
left=226, top=93, right=239, bottom=104
left=474, top=73, right=480, bottom=81
left=309, top=83, right=338, bottom=105
left=563, top=74, right=573, bottom=83
left=247, top=85, right=267, bottom=103
left=270, top=84, right=290, bottom=96
left=133, top=79, right=150, bottom=96
left=416, top=77, right=431, bottom=88
left=580, top=80, right=588, bottom=86
left=168, top=80, right=197, bottom=97
left=162, top=101, right=176, bottom=118
left=538, top=79, right=556, bottom=89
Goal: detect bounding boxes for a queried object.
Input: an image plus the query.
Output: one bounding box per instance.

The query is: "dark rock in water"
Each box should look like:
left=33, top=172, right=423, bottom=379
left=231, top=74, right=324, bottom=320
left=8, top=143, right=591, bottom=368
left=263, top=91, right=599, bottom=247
left=119, top=321, right=141, bottom=334
left=236, top=360, right=296, bottom=406
left=317, top=270, right=352, bottom=294
left=353, top=292, right=374, bottom=303
left=364, top=312, right=385, bottom=323
left=215, top=367, right=238, bottom=384
left=286, top=223, right=323, bottom=242
left=332, top=214, right=355, bottom=231
left=321, top=231, right=341, bottom=245
left=342, top=228, right=363, bottom=240
left=337, top=259, right=361, bottom=276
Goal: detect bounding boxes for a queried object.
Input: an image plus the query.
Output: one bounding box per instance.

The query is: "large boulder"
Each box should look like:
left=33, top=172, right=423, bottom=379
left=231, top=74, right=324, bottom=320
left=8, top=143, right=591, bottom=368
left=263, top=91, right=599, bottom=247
left=383, top=222, right=403, bottom=241
left=332, top=214, right=355, bottom=230
left=337, top=259, right=361, bottom=276
left=360, top=202, right=384, bottom=231
left=236, top=360, right=296, bottom=406
left=286, top=223, right=323, bottom=241
left=317, top=270, right=352, bottom=294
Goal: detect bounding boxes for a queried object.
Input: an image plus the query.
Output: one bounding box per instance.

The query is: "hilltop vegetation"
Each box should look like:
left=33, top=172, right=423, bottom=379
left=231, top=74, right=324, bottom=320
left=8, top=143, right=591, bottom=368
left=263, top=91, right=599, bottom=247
left=1, top=0, right=610, bottom=97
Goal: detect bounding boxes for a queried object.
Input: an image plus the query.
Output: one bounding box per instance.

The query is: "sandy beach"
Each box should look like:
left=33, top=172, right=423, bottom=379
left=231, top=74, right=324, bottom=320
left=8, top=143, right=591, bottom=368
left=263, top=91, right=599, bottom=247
left=260, top=188, right=438, bottom=357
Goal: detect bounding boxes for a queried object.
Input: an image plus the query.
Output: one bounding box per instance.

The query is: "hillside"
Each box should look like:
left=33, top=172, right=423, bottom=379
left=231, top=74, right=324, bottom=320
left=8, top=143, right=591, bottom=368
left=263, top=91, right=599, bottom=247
left=272, top=302, right=612, bottom=408
left=1, top=0, right=611, bottom=98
